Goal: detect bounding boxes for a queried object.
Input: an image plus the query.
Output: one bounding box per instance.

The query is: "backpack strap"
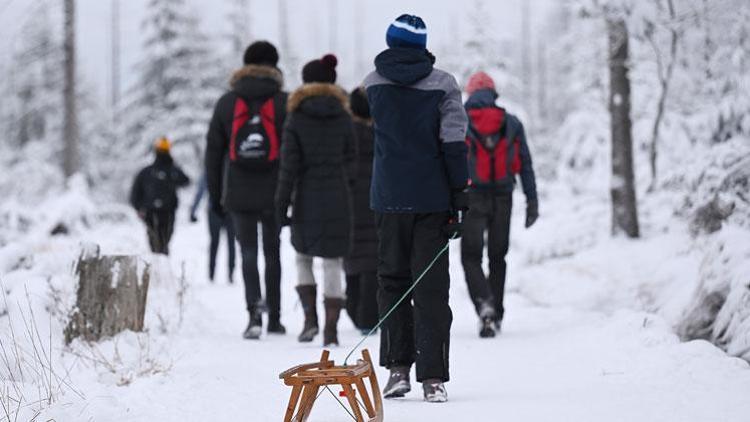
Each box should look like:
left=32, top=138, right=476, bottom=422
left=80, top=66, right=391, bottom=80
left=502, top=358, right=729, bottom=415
left=259, top=97, right=279, bottom=162
left=229, top=97, right=250, bottom=162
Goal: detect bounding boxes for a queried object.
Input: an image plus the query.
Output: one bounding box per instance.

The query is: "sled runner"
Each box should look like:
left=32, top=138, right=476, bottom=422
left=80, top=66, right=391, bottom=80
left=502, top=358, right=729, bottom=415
left=279, top=349, right=383, bottom=422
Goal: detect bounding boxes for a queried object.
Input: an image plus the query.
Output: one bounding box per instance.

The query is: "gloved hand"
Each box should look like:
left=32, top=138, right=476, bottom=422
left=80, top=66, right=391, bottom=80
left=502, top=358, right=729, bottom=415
left=444, top=190, right=469, bottom=240
left=525, top=199, right=539, bottom=228
left=443, top=214, right=463, bottom=239
left=189, top=213, right=198, bottom=223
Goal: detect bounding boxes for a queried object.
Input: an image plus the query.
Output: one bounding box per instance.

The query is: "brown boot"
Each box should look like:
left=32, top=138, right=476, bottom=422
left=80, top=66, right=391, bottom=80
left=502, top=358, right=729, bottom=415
left=323, top=297, right=345, bottom=346
left=296, top=285, right=318, bottom=342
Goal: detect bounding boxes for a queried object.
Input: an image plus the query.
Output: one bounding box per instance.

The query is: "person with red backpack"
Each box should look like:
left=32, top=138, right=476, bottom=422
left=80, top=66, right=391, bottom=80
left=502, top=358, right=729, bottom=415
left=461, top=71, right=539, bottom=338
left=205, top=41, right=288, bottom=340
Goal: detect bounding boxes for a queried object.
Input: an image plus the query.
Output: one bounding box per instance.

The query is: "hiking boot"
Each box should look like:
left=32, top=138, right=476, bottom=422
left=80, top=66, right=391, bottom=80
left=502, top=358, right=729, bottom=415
left=296, top=285, right=318, bottom=343
left=383, top=366, right=411, bottom=398
left=267, top=317, right=286, bottom=335
left=478, top=303, right=496, bottom=338
left=323, top=297, right=344, bottom=347
left=422, top=379, right=448, bottom=403
left=242, top=311, right=262, bottom=340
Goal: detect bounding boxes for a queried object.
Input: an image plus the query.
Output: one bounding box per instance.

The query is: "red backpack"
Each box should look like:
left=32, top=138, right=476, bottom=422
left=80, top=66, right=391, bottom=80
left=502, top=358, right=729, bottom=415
left=467, top=107, right=521, bottom=185
left=229, top=97, right=279, bottom=171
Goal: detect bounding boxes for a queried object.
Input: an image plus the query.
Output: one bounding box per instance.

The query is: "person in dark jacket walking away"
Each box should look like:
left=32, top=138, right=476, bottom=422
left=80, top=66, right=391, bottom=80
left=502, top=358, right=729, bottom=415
left=275, top=54, right=356, bottom=347
left=205, top=41, right=288, bottom=339
left=130, top=137, right=190, bottom=255
left=461, top=71, right=539, bottom=338
left=344, top=87, right=379, bottom=334
left=363, top=15, right=469, bottom=403
left=189, top=172, right=236, bottom=283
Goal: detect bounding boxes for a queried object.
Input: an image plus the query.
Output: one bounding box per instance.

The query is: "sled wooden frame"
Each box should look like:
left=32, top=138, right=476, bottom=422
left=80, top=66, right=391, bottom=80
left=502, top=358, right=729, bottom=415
left=279, top=349, right=383, bottom=422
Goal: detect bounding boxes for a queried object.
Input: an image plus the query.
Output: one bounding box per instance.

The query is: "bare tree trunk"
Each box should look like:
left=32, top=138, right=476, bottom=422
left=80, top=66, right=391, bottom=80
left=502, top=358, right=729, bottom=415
left=647, top=0, right=679, bottom=190
left=278, top=0, right=297, bottom=87
left=329, top=0, right=338, bottom=53
left=111, top=0, right=120, bottom=124
left=63, top=0, right=79, bottom=177
left=521, top=0, right=533, bottom=130
left=65, top=248, right=150, bottom=344
left=607, top=17, right=640, bottom=238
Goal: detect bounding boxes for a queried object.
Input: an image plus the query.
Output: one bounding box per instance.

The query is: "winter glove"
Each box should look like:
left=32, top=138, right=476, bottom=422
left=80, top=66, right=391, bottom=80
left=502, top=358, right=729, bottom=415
left=443, top=215, right=463, bottom=239
left=525, top=199, right=539, bottom=228
left=444, top=190, right=469, bottom=240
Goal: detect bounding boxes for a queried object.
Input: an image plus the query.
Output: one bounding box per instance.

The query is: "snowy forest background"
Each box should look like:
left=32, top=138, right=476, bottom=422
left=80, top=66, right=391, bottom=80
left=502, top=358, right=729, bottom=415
left=0, top=0, right=749, bottom=420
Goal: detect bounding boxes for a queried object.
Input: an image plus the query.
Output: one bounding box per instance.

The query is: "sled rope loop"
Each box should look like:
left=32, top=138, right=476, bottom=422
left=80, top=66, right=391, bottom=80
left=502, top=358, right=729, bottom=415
left=343, top=232, right=458, bottom=365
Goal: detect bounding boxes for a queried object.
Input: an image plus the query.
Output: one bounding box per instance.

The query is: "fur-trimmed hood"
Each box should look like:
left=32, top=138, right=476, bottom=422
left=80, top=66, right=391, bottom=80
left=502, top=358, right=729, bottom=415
left=287, top=83, right=349, bottom=118
left=230, top=64, right=283, bottom=87
left=229, top=65, right=283, bottom=100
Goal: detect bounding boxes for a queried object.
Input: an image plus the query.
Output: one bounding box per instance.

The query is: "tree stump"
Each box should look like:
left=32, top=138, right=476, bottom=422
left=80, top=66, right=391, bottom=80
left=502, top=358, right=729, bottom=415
left=64, top=246, right=150, bottom=344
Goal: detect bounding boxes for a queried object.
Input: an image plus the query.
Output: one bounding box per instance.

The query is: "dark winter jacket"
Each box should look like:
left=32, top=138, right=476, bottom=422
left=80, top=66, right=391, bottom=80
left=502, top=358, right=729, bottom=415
left=344, top=115, right=378, bottom=275
left=275, top=83, right=356, bottom=258
left=363, top=48, right=469, bottom=213
left=205, top=65, right=288, bottom=212
left=130, top=153, right=190, bottom=213
left=465, top=89, right=537, bottom=200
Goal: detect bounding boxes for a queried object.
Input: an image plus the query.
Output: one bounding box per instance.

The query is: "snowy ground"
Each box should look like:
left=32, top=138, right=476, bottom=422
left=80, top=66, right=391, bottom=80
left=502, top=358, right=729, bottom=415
left=2, top=186, right=750, bottom=421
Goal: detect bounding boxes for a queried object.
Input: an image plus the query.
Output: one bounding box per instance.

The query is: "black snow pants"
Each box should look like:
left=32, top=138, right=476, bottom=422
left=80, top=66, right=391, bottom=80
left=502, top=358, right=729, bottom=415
left=231, top=210, right=281, bottom=321
left=208, top=207, right=236, bottom=281
left=145, top=209, right=175, bottom=255
left=345, top=272, right=379, bottom=330
left=376, top=212, right=452, bottom=383
left=460, top=192, right=512, bottom=320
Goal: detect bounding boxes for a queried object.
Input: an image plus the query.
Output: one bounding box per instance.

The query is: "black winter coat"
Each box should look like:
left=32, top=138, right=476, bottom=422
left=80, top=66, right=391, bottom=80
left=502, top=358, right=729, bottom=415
left=130, top=153, right=190, bottom=213
left=205, top=65, right=288, bottom=212
left=344, top=117, right=378, bottom=274
left=275, top=83, right=356, bottom=258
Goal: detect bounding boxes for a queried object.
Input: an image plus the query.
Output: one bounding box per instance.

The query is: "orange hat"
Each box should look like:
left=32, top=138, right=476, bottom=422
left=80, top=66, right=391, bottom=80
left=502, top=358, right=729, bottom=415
left=154, top=137, right=171, bottom=152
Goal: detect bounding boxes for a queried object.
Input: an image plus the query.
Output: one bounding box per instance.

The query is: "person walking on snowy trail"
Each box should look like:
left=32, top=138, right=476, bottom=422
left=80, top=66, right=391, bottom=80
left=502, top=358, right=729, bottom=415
left=130, top=137, right=190, bottom=255
left=362, top=14, right=469, bottom=403
left=275, top=54, right=356, bottom=347
left=189, top=172, right=236, bottom=284
left=461, top=71, right=539, bottom=338
left=205, top=41, right=289, bottom=340
left=344, top=87, right=379, bottom=335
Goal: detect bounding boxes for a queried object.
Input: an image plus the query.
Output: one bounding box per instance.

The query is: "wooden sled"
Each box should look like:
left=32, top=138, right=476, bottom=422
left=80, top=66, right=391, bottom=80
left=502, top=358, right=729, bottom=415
left=279, top=349, right=383, bottom=422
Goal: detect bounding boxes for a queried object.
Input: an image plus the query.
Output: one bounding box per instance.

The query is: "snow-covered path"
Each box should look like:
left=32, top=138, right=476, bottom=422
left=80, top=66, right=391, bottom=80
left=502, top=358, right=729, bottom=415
left=73, top=214, right=750, bottom=422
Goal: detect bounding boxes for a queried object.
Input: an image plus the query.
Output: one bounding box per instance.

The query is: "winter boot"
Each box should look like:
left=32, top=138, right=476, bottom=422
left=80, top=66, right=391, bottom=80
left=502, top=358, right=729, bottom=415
left=422, top=379, right=448, bottom=403
left=383, top=366, right=411, bottom=398
left=242, top=310, right=263, bottom=340
left=478, top=302, right=496, bottom=338
left=296, top=285, right=318, bottom=343
left=267, top=314, right=286, bottom=335
left=323, top=297, right=345, bottom=347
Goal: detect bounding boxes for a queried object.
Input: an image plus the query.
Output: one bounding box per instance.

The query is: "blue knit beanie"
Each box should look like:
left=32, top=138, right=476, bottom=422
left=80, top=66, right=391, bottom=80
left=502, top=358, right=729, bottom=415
left=386, top=14, right=427, bottom=50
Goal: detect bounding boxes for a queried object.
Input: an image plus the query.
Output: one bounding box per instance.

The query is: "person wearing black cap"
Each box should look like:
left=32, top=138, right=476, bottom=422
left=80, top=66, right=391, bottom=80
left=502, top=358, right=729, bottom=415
left=205, top=40, right=288, bottom=340
left=275, top=54, right=356, bottom=347
left=363, top=14, right=469, bottom=403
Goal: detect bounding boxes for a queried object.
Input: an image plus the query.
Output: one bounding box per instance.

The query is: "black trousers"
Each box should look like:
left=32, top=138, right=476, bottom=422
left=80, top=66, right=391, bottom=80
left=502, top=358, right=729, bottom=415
left=376, top=212, right=452, bottom=382
left=460, top=192, right=512, bottom=320
left=345, top=272, right=379, bottom=330
left=231, top=210, right=281, bottom=319
left=208, top=207, right=236, bottom=281
left=145, top=210, right=175, bottom=255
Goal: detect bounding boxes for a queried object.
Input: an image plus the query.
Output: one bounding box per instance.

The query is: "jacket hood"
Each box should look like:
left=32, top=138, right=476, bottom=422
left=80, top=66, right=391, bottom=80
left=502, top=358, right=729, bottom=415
left=288, top=83, right=349, bottom=118
left=465, top=88, right=499, bottom=110
left=230, top=65, right=283, bottom=100
left=374, top=48, right=434, bottom=86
